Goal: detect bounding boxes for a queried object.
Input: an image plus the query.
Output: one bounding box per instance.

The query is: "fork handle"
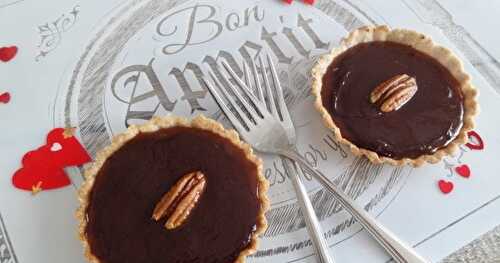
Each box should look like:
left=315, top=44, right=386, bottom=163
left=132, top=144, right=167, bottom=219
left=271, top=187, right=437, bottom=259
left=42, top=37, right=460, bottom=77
left=280, top=150, right=430, bottom=263
left=281, top=157, right=335, bottom=263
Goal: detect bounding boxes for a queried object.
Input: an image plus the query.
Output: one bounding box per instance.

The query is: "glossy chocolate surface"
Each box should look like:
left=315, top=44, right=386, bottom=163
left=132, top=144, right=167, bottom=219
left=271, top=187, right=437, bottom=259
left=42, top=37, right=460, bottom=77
left=85, top=127, right=261, bottom=263
left=321, top=41, right=464, bottom=159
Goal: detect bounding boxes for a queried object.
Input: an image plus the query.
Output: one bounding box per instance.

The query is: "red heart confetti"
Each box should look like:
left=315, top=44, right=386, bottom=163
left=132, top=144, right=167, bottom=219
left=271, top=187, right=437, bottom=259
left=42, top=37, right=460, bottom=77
left=0, top=46, right=18, bottom=62
left=282, top=0, right=314, bottom=4
left=465, top=131, right=484, bottom=150
left=46, top=127, right=92, bottom=167
left=12, top=127, right=91, bottom=195
left=455, top=164, right=471, bottom=178
left=0, top=92, right=10, bottom=104
left=438, top=180, right=454, bottom=194
left=13, top=148, right=72, bottom=194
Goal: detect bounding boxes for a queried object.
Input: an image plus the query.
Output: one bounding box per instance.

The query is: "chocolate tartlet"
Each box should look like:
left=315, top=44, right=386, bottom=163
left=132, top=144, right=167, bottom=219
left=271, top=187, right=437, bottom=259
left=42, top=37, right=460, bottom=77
left=312, top=26, right=478, bottom=166
left=77, top=116, right=269, bottom=263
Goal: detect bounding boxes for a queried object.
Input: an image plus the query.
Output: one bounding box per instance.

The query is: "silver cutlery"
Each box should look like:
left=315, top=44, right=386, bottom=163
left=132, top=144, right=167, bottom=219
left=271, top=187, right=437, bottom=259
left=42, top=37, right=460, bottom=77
left=247, top=56, right=335, bottom=263
left=203, top=56, right=334, bottom=263
left=203, top=54, right=429, bottom=263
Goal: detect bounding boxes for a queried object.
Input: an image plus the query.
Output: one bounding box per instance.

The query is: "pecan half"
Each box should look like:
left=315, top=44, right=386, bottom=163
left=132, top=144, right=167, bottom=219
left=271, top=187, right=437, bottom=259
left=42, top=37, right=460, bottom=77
left=370, top=74, right=418, bottom=112
left=152, top=171, right=207, bottom=230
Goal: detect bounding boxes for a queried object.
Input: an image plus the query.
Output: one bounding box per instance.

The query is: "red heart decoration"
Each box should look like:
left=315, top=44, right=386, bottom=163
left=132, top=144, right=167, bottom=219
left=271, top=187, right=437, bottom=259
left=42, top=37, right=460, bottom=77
left=282, top=0, right=315, bottom=4
left=0, top=92, right=10, bottom=104
left=466, top=131, right=484, bottom=150
left=46, top=128, right=91, bottom=167
left=12, top=128, right=91, bottom=193
left=0, top=46, right=18, bottom=62
left=455, top=164, right=471, bottom=178
left=13, top=149, right=70, bottom=191
left=438, top=180, right=454, bottom=194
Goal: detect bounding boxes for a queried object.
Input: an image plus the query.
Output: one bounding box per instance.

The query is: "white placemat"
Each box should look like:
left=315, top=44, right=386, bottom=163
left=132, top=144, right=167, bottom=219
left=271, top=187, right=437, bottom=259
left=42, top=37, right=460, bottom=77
left=0, top=0, right=499, bottom=262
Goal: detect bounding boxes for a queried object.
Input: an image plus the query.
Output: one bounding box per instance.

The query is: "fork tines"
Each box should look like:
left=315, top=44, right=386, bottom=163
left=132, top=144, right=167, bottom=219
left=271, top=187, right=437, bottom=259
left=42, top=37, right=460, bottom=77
left=202, top=54, right=290, bottom=134
left=203, top=55, right=269, bottom=131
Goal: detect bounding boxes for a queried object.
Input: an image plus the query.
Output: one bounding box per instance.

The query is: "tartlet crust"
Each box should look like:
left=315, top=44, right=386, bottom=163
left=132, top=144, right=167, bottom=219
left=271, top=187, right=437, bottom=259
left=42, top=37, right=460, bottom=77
left=311, top=25, right=478, bottom=167
left=76, top=115, right=269, bottom=263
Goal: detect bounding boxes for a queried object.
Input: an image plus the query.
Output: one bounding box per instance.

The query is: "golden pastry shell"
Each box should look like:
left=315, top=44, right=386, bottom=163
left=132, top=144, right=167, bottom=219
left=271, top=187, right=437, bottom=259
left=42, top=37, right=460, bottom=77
left=76, top=115, right=269, bottom=263
left=311, top=26, right=478, bottom=167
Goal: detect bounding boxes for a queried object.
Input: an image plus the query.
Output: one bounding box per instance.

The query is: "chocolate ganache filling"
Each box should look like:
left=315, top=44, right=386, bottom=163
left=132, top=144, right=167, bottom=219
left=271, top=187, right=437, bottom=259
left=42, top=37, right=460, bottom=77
left=85, top=127, right=261, bottom=263
left=321, top=41, right=464, bottom=159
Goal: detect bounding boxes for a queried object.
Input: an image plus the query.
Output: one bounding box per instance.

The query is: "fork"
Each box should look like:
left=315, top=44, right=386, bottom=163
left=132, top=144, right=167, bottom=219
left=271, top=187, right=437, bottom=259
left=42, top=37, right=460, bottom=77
left=203, top=54, right=429, bottom=263
left=243, top=56, right=335, bottom=263
left=204, top=57, right=335, bottom=263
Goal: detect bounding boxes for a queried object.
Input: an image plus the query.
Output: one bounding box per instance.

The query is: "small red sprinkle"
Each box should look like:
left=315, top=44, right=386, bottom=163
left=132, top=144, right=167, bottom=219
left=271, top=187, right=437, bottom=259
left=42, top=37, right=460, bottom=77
left=438, top=180, right=454, bottom=194
left=465, top=130, right=484, bottom=150
left=0, top=46, right=18, bottom=62
left=303, top=0, right=315, bottom=4
left=455, top=164, right=471, bottom=178
left=282, top=0, right=293, bottom=4
left=0, top=92, right=10, bottom=104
